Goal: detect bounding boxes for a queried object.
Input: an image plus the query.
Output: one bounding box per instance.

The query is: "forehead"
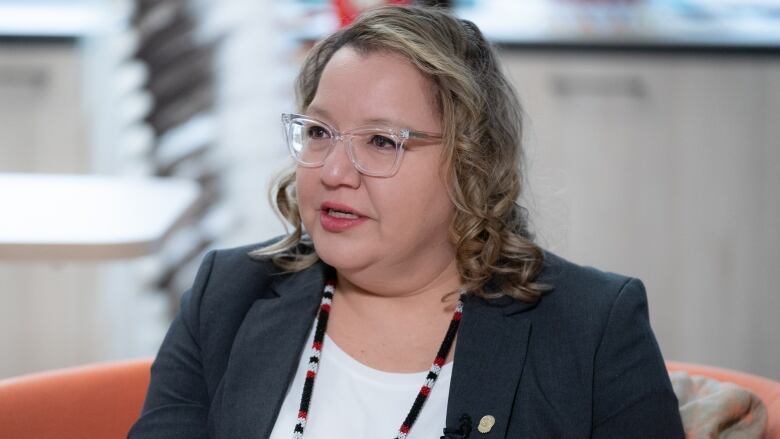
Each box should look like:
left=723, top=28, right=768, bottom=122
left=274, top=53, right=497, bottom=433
left=308, top=47, right=440, bottom=131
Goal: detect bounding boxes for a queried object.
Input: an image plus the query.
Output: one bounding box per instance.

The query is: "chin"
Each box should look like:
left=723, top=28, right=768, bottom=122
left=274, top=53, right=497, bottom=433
left=309, top=230, right=376, bottom=273
left=314, top=243, right=371, bottom=273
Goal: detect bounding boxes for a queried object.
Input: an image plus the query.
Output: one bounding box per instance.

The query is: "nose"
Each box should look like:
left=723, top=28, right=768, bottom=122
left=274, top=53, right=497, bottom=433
left=319, top=137, right=361, bottom=188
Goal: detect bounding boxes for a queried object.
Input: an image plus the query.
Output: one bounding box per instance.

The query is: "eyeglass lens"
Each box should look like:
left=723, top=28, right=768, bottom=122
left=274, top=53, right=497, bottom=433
left=287, top=118, right=400, bottom=175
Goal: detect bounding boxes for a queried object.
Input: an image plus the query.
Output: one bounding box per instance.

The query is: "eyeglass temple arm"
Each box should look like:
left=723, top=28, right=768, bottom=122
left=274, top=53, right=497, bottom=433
left=407, top=130, right=442, bottom=144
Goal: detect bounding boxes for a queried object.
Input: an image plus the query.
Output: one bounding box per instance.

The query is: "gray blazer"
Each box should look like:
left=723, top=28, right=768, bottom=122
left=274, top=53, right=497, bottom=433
left=129, top=241, right=684, bottom=438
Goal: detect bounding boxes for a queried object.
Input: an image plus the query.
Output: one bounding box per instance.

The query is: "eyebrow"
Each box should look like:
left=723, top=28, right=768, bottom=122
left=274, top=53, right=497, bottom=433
left=306, top=105, right=405, bottom=129
left=305, top=105, right=332, bottom=121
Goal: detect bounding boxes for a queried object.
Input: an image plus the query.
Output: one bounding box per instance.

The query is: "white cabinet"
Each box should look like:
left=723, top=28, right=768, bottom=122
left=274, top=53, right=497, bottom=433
left=0, top=41, right=100, bottom=378
left=502, top=51, right=780, bottom=379
left=0, top=42, right=89, bottom=172
left=0, top=42, right=167, bottom=379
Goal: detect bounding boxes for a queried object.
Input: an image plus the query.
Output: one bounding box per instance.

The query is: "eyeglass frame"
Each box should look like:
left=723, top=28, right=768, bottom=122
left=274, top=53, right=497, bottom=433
left=281, top=113, right=443, bottom=177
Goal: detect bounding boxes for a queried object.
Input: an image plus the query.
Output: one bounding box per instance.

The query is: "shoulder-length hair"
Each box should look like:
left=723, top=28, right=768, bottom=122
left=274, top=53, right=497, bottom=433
left=250, top=5, right=547, bottom=302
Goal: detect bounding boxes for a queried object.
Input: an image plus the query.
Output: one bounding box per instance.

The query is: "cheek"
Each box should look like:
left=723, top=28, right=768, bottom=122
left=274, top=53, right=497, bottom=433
left=295, top=168, right=317, bottom=226
left=375, top=162, right=453, bottom=234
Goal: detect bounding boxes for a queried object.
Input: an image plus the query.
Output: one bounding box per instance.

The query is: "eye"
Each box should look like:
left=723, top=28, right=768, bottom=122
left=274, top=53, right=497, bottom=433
left=368, top=134, right=398, bottom=150
left=306, top=125, right=330, bottom=140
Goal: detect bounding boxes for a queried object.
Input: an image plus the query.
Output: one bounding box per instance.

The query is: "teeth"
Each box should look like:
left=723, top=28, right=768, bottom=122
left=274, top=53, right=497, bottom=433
left=328, top=209, right=358, bottom=219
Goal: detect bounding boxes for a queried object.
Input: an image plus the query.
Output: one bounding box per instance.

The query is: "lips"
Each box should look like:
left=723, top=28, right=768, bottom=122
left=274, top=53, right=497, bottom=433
left=318, top=201, right=367, bottom=232
left=327, top=209, right=359, bottom=219
left=320, top=201, right=365, bottom=217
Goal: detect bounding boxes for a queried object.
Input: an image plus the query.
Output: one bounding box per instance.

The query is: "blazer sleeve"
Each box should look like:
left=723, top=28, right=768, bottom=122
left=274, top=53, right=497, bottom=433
left=591, top=278, right=685, bottom=438
left=128, top=250, right=216, bottom=439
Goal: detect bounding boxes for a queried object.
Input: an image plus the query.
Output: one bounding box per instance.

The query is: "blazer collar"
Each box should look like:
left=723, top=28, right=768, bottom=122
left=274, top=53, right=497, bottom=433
left=444, top=293, right=536, bottom=438
left=214, top=260, right=539, bottom=439
left=214, top=261, right=327, bottom=439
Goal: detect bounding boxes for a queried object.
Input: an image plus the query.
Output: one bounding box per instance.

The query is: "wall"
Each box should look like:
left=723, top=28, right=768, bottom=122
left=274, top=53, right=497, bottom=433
left=504, top=51, right=780, bottom=380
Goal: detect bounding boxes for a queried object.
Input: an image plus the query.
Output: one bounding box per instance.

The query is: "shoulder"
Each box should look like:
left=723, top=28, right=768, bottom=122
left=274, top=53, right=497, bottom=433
left=178, top=236, right=324, bottom=373
left=186, top=238, right=283, bottom=306
left=504, top=254, right=681, bottom=435
left=540, top=250, right=636, bottom=292
left=524, top=251, right=650, bottom=348
left=180, top=237, right=297, bottom=343
left=537, top=250, right=644, bottom=310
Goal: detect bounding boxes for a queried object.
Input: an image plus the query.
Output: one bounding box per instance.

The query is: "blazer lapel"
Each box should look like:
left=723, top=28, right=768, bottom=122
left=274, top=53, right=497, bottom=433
left=445, top=296, right=537, bottom=438
left=214, top=262, right=327, bottom=439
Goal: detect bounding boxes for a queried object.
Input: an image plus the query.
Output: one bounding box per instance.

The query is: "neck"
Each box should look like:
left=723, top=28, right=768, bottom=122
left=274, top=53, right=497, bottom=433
left=325, top=256, right=463, bottom=372
left=333, top=256, right=463, bottom=316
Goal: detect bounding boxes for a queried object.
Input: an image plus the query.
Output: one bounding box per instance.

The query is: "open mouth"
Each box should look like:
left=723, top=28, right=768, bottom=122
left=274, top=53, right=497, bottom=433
left=319, top=203, right=367, bottom=232
left=326, top=208, right=359, bottom=219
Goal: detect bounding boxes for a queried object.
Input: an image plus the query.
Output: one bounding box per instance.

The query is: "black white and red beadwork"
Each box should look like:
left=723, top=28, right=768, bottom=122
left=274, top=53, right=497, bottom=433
left=293, top=280, right=334, bottom=439
left=292, top=279, right=464, bottom=439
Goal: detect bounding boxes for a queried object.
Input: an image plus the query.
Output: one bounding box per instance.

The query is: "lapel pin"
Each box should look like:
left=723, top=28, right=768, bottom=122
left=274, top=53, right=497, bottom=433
left=477, top=415, right=495, bottom=433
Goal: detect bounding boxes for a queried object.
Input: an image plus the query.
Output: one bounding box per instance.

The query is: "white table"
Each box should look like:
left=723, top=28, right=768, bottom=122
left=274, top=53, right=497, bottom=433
left=0, top=173, right=199, bottom=261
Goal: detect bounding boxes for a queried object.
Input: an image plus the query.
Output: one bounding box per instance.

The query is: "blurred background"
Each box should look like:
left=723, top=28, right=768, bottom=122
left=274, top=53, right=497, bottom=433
left=0, top=0, right=778, bottom=382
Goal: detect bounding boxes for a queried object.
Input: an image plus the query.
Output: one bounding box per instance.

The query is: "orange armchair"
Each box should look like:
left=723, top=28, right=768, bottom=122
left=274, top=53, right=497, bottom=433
left=1, top=358, right=778, bottom=438
left=667, top=361, right=780, bottom=438
left=0, top=359, right=152, bottom=439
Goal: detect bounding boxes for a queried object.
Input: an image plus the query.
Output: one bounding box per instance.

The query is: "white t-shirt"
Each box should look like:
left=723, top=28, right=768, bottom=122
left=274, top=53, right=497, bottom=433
left=269, top=326, right=453, bottom=439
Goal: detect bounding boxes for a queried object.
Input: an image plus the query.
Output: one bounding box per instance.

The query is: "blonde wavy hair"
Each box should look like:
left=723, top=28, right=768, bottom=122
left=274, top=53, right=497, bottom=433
left=251, top=5, right=547, bottom=302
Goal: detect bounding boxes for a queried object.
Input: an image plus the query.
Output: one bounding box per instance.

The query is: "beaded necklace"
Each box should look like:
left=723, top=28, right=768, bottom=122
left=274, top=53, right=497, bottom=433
left=292, top=279, right=464, bottom=439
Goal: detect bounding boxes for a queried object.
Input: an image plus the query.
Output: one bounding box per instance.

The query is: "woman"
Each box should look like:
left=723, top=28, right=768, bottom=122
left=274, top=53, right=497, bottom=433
left=130, top=5, right=684, bottom=438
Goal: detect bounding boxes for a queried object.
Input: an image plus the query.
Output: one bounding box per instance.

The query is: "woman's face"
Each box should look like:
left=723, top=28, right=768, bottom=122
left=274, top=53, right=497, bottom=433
left=296, top=47, right=455, bottom=286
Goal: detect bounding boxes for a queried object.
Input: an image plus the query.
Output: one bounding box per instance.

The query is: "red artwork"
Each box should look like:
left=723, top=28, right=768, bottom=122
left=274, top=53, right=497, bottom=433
left=333, top=0, right=414, bottom=27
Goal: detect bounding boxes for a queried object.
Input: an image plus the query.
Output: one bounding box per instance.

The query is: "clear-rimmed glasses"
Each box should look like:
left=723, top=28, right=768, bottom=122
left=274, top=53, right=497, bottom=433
left=281, top=113, right=442, bottom=177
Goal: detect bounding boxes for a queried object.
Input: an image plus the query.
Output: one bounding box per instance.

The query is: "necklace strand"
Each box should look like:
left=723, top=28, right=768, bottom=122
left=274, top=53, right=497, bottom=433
left=292, top=279, right=464, bottom=439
